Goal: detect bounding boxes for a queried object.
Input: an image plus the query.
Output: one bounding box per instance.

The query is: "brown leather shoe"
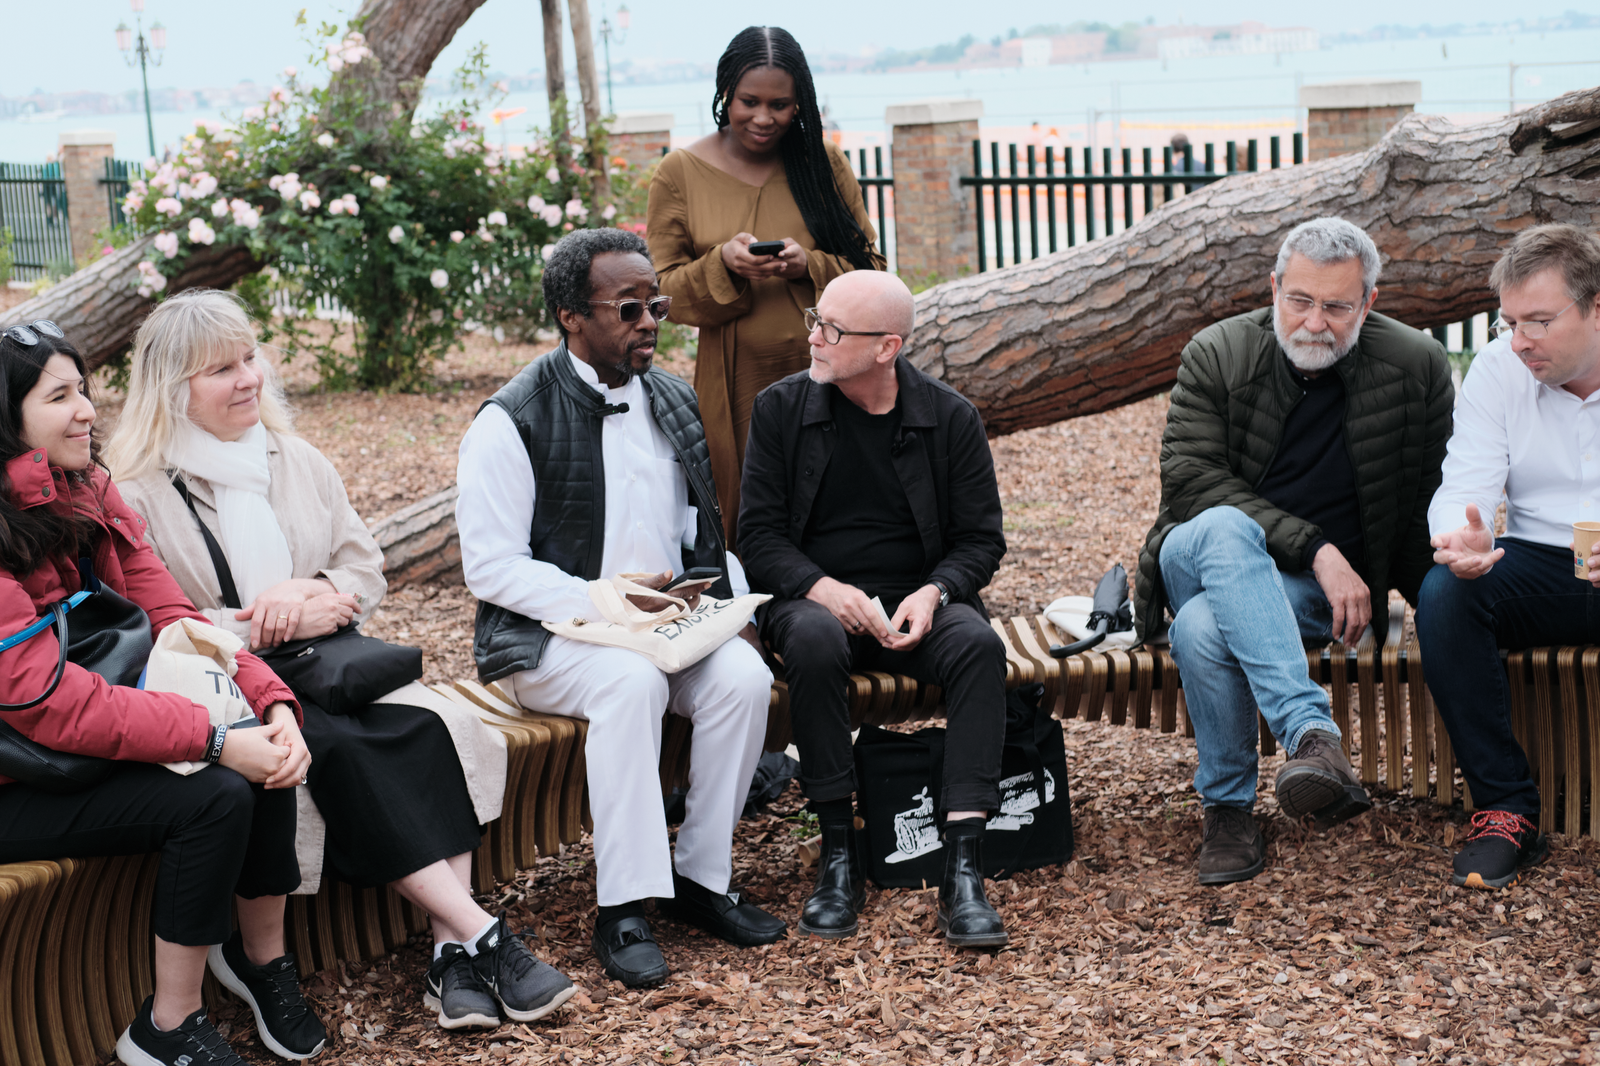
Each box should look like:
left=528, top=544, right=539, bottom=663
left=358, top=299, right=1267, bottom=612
left=1274, top=729, right=1372, bottom=828
left=1197, top=805, right=1265, bottom=885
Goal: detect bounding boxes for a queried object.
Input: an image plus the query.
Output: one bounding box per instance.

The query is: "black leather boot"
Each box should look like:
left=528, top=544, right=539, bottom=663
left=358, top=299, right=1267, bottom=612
left=798, top=822, right=866, bottom=938
left=937, top=825, right=1008, bottom=948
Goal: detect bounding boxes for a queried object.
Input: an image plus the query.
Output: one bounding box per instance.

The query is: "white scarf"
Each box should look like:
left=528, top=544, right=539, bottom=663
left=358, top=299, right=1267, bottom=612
left=164, top=422, right=295, bottom=608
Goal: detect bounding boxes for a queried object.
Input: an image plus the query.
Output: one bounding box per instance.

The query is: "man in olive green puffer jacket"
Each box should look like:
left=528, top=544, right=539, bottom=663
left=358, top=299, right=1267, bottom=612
left=1132, top=217, right=1454, bottom=886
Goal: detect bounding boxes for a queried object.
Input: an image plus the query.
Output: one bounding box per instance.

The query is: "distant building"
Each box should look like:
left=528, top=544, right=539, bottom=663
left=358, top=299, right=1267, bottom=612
left=1157, top=24, right=1320, bottom=60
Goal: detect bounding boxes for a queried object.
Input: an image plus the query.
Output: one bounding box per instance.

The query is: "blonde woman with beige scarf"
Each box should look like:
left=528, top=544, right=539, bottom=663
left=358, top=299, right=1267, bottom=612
left=108, top=290, right=575, bottom=1037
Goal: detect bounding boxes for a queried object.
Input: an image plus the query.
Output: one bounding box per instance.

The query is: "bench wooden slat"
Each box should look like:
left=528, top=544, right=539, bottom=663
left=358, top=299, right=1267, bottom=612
left=1407, top=641, right=1431, bottom=799
left=1383, top=642, right=1406, bottom=792
left=1559, top=648, right=1584, bottom=839
left=1356, top=640, right=1379, bottom=786
left=0, top=863, right=58, bottom=1066
left=36, top=857, right=84, bottom=1066
left=1530, top=648, right=1558, bottom=837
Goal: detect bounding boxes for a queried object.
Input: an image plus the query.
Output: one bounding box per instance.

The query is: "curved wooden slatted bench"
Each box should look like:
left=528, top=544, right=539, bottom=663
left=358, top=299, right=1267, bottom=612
left=15, top=613, right=1600, bottom=1066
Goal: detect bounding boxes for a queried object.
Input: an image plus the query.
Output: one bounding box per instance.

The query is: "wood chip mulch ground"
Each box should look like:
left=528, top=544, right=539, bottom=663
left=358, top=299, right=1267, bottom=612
left=85, top=328, right=1600, bottom=1066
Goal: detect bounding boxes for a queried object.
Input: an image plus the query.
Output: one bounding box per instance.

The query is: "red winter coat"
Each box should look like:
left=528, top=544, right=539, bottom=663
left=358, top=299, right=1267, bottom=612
left=0, top=451, right=299, bottom=787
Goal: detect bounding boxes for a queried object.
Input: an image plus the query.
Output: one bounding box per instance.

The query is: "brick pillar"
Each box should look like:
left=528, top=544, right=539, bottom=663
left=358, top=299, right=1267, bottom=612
left=609, top=111, right=674, bottom=170
left=58, top=130, right=117, bottom=266
left=887, top=98, right=983, bottom=284
left=1299, top=81, right=1421, bottom=161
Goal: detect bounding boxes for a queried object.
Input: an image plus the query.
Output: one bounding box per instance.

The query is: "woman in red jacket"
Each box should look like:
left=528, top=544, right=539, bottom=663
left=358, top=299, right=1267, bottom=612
left=0, top=322, right=323, bottom=1066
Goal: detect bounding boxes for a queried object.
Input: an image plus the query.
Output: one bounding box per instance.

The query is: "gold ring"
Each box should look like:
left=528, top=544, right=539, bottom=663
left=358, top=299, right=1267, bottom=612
left=278, top=613, right=289, bottom=619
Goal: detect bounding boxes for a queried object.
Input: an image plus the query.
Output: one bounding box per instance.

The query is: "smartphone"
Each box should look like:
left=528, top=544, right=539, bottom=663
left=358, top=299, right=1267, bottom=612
left=665, top=567, right=722, bottom=594
left=748, top=240, right=785, bottom=257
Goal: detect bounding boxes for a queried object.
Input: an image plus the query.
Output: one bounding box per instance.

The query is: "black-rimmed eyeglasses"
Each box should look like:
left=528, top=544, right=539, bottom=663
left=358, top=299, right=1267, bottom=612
left=2, top=320, right=65, bottom=347
left=803, top=307, right=897, bottom=347
left=589, top=297, right=672, bottom=323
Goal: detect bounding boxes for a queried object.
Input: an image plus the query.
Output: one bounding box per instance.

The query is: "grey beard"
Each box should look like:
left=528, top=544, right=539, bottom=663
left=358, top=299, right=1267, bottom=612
left=1273, top=303, right=1362, bottom=372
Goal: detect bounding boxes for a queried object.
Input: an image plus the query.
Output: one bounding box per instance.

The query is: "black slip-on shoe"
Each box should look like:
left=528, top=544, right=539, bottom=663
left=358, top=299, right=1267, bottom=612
left=423, top=943, right=501, bottom=1031
left=1452, top=810, right=1550, bottom=890
left=470, top=912, right=577, bottom=1023
left=206, top=932, right=326, bottom=1060
left=593, top=916, right=670, bottom=988
left=936, top=831, right=1008, bottom=949
left=1197, top=805, right=1266, bottom=886
left=658, top=871, right=788, bottom=947
left=798, top=823, right=866, bottom=939
left=116, top=996, right=246, bottom=1066
left=1274, top=729, right=1372, bottom=828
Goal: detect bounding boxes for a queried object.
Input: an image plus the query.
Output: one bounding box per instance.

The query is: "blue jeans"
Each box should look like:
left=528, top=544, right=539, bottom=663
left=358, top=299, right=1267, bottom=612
left=1415, top=538, right=1600, bottom=817
left=1160, top=506, right=1341, bottom=809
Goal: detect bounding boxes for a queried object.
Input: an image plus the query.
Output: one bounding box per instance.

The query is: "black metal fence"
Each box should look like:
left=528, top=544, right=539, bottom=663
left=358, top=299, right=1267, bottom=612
left=849, top=146, right=894, bottom=273
left=963, top=134, right=1305, bottom=273
left=0, top=162, right=73, bottom=282
left=101, top=158, right=145, bottom=229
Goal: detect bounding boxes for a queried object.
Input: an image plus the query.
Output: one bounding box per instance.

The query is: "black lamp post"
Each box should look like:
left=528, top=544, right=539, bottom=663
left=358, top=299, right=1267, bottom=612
left=598, top=5, right=629, bottom=115
left=115, top=0, right=166, bottom=158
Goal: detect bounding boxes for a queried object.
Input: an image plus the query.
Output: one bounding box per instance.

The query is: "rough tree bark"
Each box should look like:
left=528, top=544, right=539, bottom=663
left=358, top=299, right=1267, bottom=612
left=540, top=0, right=572, bottom=177
left=340, top=0, right=490, bottom=130
left=0, top=0, right=487, bottom=369
left=910, top=86, right=1600, bottom=436
left=565, top=0, right=611, bottom=206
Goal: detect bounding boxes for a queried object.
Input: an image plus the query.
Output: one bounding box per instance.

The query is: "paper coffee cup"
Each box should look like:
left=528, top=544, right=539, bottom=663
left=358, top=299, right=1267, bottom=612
left=1574, top=521, right=1600, bottom=579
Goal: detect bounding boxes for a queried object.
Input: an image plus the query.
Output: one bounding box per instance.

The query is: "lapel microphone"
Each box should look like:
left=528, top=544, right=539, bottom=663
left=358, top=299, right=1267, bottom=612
left=597, top=402, right=630, bottom=417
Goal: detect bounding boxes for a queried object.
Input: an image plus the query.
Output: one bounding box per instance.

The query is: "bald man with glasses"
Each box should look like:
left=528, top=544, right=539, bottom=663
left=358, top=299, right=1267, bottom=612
left=738, top=270, right=1012, bottom=948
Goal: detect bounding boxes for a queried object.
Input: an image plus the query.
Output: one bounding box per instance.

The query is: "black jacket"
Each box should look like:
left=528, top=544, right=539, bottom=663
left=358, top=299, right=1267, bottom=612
left=471, top=344, right=729, bottom=682
left=738, top=357, right=1006, bottom=609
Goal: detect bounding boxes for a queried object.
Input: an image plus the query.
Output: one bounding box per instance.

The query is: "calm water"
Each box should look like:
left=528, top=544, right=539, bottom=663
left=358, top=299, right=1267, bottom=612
left=3, top=28, right=1598, bottom=163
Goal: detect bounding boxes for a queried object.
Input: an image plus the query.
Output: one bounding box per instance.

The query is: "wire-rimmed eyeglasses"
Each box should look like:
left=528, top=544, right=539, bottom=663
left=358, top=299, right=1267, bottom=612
left=1491, top=299, right=1577, bottom=341
left=589, top=297, right=672, bottom=323
left=2, top=320, right=65, bottom=347
left=1278, top=294, right=1360, bottom=321
left=803, top=308, right=897, bottom=346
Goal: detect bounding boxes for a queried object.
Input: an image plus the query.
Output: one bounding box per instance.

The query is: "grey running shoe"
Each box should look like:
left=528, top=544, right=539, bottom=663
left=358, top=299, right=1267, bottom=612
left=470, top=912, right=577, bottom=1023
left=424, top=943, right=501, bottom=1030
left=1197, top=805, right=1265, bottom=885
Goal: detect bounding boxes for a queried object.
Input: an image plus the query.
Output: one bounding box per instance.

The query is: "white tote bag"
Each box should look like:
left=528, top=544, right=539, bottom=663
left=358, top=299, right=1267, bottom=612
left=142, top=617, right=260, bottom=775
left=542, top=573, right=770, bottom=673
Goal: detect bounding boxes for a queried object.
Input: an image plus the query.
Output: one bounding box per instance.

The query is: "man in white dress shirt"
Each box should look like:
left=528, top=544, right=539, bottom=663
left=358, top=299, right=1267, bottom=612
left=1422, top=223, right=1600, bottom=890
left=455, top=229, right=783, bottom=987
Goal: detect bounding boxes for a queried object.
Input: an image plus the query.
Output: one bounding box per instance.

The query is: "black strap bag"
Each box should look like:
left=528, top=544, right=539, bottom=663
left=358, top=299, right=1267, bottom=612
left=172, top=475, right=422, bottom=715
left=0, top=561, right=155, bottom=793
left=852, top=682, right=1074, bottom=888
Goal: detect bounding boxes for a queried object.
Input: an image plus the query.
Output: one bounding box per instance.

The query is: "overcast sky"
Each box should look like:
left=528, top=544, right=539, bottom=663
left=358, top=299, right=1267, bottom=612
left=0, top=1, right=1574, bottom=97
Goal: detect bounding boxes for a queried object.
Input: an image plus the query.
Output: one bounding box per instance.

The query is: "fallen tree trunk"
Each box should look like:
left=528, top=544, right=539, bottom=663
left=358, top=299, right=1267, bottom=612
left=910, top=86, right=1600, bottom=436
left=0, top=0, right=486, bottom=370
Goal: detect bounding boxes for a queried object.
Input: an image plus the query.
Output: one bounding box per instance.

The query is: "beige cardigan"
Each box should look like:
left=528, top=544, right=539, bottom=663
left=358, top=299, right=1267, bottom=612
left=119, top=431, right=506, bottom=894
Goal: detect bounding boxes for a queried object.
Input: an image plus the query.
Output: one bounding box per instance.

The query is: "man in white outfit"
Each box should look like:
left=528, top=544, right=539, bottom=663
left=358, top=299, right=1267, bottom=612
left=455, top=228, right=782, bottom=987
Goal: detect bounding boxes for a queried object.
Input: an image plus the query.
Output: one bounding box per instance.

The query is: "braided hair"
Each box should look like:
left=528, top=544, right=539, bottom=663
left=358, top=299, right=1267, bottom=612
left=712, top=27, right=878, bottom=272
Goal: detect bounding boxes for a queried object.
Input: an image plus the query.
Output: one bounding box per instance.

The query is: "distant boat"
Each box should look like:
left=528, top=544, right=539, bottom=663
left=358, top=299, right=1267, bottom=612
left=16, top=109, right=70, bottom=124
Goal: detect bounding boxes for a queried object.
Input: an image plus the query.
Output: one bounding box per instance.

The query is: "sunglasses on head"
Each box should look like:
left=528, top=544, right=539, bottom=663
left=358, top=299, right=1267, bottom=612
left=2, top=320, right=65, bottom=348
left=589, top=296, right=672, bottom=324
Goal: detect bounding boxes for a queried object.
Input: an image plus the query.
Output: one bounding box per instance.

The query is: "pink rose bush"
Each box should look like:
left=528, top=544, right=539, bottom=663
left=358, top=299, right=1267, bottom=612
left=116, top=22, right=654, bottom=388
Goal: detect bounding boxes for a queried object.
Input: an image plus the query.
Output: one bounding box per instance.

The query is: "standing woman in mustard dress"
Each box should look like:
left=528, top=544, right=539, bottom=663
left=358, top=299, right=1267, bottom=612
left=647, top=25, right=886, bottom=541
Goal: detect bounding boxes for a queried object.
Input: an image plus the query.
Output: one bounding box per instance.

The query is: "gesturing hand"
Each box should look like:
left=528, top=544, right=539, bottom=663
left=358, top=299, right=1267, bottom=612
left=883, top=585, right=942, bottom=652
left=1430, top=502, right=1504, bottom=580
left=1311, top=542, right=1372, bottom=646
left=805, top=576, right=891, bottom=643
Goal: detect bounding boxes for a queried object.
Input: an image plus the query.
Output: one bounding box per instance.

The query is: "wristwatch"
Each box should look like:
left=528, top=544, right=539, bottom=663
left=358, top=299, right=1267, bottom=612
left=930, top=580, right=951, bottom=609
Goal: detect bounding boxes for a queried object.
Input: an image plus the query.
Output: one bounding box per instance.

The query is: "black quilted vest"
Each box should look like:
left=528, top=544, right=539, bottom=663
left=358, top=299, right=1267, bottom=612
left=471, top=344, right=729, bottom=682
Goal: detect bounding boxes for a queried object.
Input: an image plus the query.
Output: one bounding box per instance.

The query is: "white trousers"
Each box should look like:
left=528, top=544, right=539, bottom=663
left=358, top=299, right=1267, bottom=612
left=510, top=634, right=772, bottom=905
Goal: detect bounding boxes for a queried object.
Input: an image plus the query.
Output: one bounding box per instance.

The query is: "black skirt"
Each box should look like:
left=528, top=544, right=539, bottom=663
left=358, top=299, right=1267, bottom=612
left=299, top=701, right=483, bottom=888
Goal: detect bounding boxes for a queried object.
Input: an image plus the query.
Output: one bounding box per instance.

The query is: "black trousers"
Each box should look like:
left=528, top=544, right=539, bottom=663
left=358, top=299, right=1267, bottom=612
left=762, top=598, right=1006, bottom=813
left=0, top=762, right=299, bottom=946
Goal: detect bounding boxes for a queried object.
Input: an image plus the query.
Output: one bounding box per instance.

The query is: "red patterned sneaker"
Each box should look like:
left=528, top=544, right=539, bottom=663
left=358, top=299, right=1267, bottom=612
left=1451, top=810, right=1549, bottom=889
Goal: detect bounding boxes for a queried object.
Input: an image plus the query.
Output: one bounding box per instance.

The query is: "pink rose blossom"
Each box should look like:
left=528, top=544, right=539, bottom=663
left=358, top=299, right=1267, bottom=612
left=153, top=232, right=180, bottom=258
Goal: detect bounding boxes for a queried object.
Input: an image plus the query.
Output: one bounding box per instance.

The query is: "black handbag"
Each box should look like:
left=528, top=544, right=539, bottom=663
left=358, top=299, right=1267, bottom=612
left=852, top=682, right=1074, bottom=888
left=172, top=475, right=422, bottom=715
left=0, top=561, right=155, bottom=793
